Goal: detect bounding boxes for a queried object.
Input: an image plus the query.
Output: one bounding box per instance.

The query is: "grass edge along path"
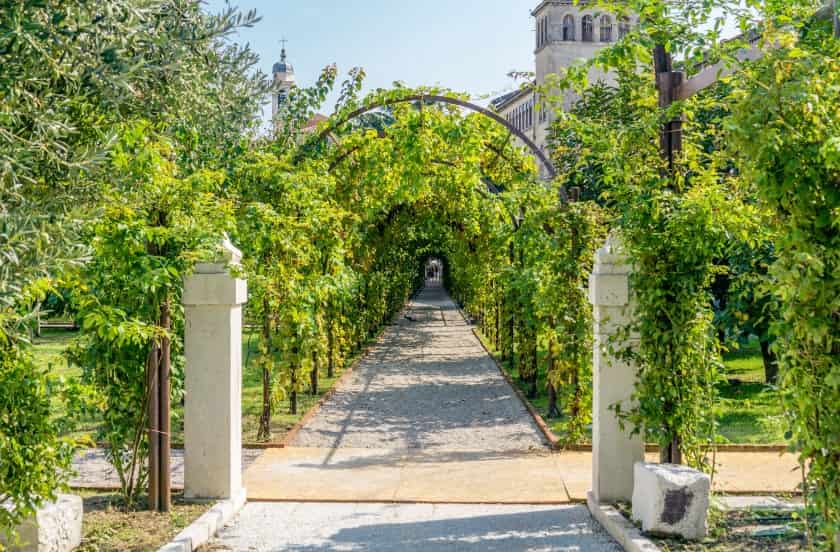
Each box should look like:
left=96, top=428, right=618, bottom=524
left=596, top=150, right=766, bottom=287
left=471, top=328, right=788, bottom=449
left=34, top=314, right=397, bottom=448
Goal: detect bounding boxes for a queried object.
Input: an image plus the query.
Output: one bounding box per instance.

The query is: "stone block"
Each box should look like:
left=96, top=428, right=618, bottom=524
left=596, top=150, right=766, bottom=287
left=588, top=273, right=630, bottom=306
left=632, top=462, right=710, bottom=540
left=0, top=495, right=83, bottom=552
left=183, top=273, right=247, bottom=307
left=592, top=304, right=637, bottom=337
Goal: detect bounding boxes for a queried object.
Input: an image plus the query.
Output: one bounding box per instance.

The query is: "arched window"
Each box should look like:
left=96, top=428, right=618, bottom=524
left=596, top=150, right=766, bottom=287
left=543, top=16, right=550, bottom=46
left=582, top=15, right=594, bottom=42
left=562, top=15, right=575, bottom=41
left=619, top=16, right=631, bottom=38
left=600, top=15, right=613, bottom=42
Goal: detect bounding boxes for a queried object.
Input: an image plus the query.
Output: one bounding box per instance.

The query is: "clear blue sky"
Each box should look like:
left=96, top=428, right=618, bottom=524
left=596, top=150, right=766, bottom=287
left=204, top=0, right=538, bottom=121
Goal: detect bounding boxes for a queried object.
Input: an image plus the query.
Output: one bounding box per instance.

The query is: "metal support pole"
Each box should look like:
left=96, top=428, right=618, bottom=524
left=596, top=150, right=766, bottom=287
left=158, top=301, right=172, bottom=512
left=148, top=348, right=160, bottom=511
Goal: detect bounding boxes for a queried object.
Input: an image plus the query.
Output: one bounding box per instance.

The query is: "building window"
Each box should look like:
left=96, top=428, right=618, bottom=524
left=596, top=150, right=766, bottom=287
left=600, top=15, right=613, bottom=42
left=582, top=15, right=594, bottom=42
left=537, top=17, right=550, bottom=48
left=543, top=17, right=548, bottom=46
left=563, top=15, right=575, bottom=41
left=619, top=16, right=631, bottom=38
left=538, top=16, right=549, bottom=48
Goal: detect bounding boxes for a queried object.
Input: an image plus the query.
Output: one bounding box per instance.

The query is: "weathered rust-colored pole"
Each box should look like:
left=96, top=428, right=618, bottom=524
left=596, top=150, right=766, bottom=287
left=148, top=346, right=160, bottom=511
left=158, top=301, right=172, bottom=512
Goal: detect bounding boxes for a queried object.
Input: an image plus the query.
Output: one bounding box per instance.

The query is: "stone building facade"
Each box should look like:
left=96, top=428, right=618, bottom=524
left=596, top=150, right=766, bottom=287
left=492, top=1, right=635, bottom=173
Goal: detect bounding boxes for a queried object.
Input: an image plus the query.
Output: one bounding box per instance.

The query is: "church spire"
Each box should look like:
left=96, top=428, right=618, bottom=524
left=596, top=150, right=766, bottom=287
left=272, top=36, right=296, bottom=122
left=280, top=37, right=288, bottom=63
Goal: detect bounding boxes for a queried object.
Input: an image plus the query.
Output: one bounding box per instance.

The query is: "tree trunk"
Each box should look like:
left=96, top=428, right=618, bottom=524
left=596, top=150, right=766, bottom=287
left=495, top=300, right=501, bottom=351
left=290, top=362, right=298, bottom=415
left=546, top=382, right=560, bottom=418
left=507, top=242, right=515, bottom=365
left=760, top=339, right=779, bottom=384
left=310, top=351, right=319, bottom=395
left=527, top=338, right=538, bottom=399
left=327, top=322, right=336, bottom=378
left=290, top=389, right=298, bottom=415
left=660, top=436, right=683, bottom=465
left=257, top=299, right=272, bottom=441
left=570, top=362, right=582, bottom=421
left=35, top=303, right=42, bottom=338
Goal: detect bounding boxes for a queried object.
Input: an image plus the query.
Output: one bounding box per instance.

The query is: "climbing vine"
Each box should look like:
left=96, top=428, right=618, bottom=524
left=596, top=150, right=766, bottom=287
left=727, top=14, right=840, bottom=545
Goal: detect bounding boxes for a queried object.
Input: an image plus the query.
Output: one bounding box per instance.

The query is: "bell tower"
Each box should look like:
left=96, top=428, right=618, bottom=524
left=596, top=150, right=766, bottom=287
left=271, top=39, right=296, bottom=121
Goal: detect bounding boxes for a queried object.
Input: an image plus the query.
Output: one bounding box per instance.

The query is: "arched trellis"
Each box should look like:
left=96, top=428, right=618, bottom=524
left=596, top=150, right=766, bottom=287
left=323, top=126, right=530, bottom=230
left=301, top=94, right=568, bottom=203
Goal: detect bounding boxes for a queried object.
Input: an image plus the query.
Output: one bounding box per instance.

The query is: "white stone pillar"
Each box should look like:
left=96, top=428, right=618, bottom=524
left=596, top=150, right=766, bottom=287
left=183, top=239, right=247, bottom=500
left=589, top=235, right=644, bottom=503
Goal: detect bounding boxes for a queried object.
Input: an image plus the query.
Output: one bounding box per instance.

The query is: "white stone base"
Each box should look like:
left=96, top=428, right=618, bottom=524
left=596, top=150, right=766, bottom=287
left=1, top=495, right=83, bottom=552
left=632, top=462, right=710, bottom=540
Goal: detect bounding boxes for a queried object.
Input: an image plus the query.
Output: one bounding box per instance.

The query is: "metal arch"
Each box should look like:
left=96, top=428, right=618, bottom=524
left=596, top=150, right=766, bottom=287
left=307, top=94, right=567, bottom=203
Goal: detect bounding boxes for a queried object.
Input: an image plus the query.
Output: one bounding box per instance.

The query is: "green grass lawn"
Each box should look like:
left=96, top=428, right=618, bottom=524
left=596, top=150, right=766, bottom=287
left=33, top=327, right=351, bottom=445
left=716, top=337, right=786, bottom=444
left=474, top=330, right=787, bottom=445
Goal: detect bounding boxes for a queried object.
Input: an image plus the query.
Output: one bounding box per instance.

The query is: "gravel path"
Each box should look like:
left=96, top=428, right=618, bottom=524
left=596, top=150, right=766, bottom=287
left=290, top=283, right=547, bottom=452
left=208, top=502, right=621, bottom=552
left=69, top=448, right=264, bottom=490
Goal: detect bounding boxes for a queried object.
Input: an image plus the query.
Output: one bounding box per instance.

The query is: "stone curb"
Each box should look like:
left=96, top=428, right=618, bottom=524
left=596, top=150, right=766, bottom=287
left=586, top=491, right=660, bottom=552
left=157, top=487, right=247, bottom=552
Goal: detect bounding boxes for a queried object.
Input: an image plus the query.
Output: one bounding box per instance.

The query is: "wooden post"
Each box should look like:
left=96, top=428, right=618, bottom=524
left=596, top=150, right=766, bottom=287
left=654, top=44, right=684, bottom=465
left=654, top=45, right=683, bottom=176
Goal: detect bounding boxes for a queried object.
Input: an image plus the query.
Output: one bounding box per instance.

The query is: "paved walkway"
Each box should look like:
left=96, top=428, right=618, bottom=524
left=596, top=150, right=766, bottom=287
left=290, top=282, right=546, bottom=451
left=207, top=503, right=619, bottom=551
left=211, top=284, right=620, bottom=550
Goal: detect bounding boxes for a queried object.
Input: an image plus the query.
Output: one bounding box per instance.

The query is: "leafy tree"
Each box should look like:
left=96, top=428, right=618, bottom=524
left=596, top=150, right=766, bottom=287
left=727, top=11, right=840, bottom=545
left=69, top=125, right=234, bottom=505
left=1, top=0, right=267, bottom=518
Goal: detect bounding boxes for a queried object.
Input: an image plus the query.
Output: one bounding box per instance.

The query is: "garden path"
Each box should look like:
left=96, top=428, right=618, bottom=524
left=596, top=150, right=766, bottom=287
left=209, top=283, right=620, bottom=550
left=289, top=281, right=547, bottom=451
